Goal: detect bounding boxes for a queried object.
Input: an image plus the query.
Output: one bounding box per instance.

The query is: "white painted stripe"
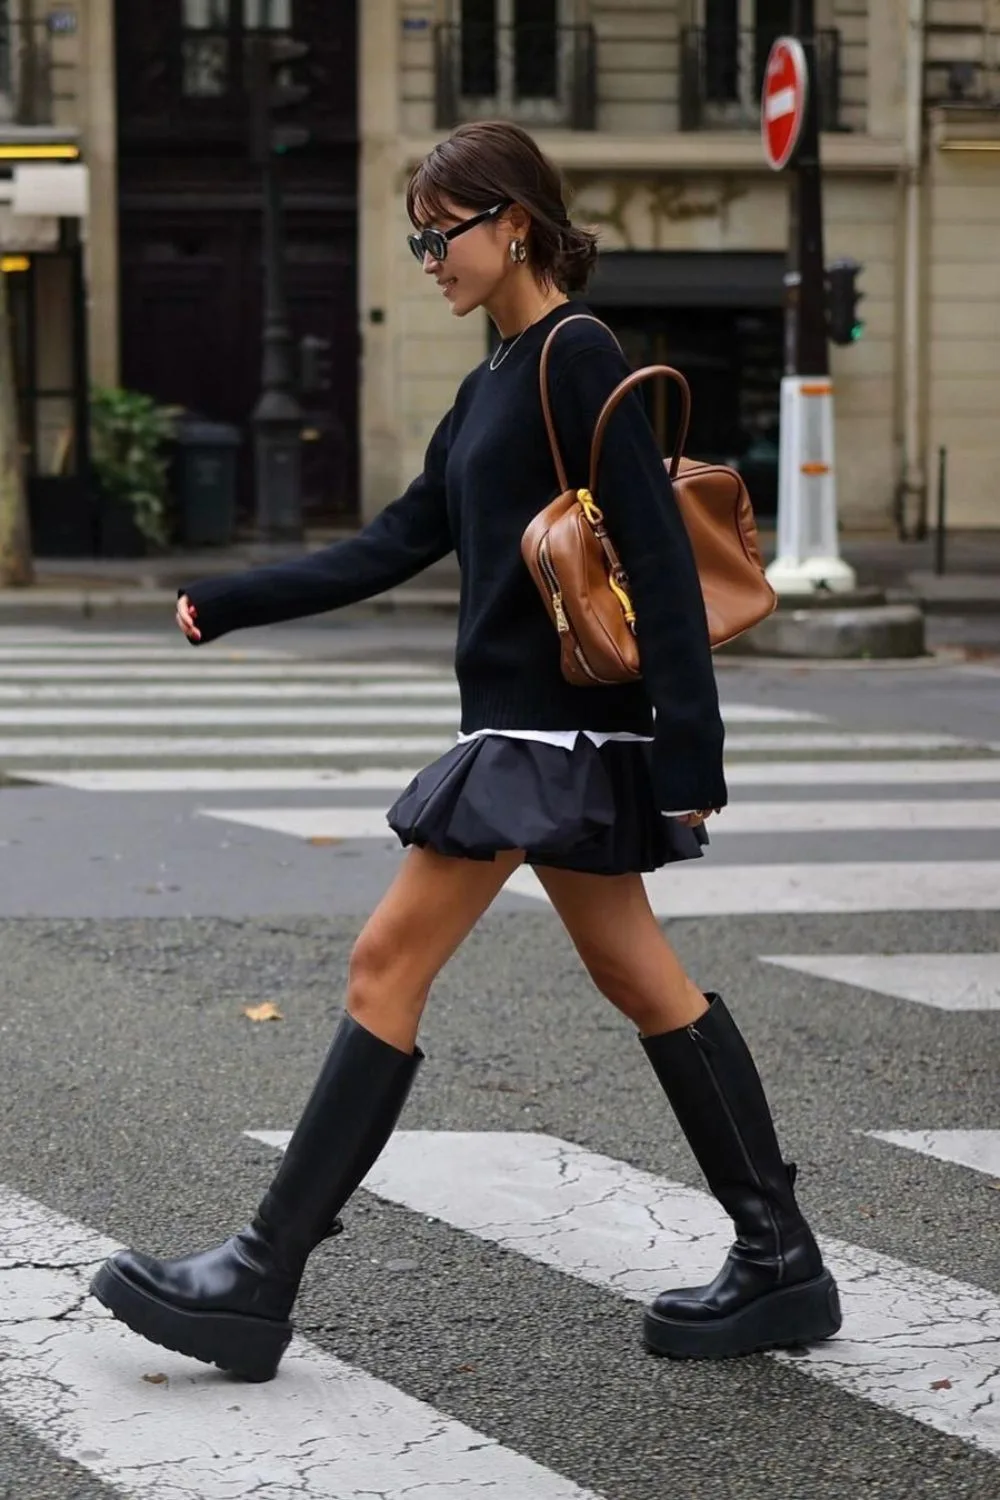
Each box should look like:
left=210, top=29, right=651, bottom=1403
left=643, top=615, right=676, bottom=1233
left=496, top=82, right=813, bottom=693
left=866, top=1131, right=1000, bottom=1179
left=0, top=662, right=453, bottom=680
left=0, top=631, right=168, bottom=645
left=0, top=681, right=461, bottom=702
left=0, top=735, right=453, bottom=758
left=200, top=806, right=398, bottom=840
left=195, top=800, right=1000, bottom=844
left=759, top=954, right=1000, bottom=1010
left=0, top=1184, right=599, bottom=1500
left=725, top=760, right=1000, bottom=786
left=0, top=646, right=292, bottom=661
left=0, top=705, right=463, bottom=726
left=764, top=84, right=797, bottom=120
left=507, top=862, right=1000, bottom=915
left=250, top=1130, right=1000, bottom=1458
left=19, top=760, right=1000, bottom=794
left=707, top=800, right=1000, bottom=832
left=11, top=767, right=424, bottom=792
left=722, top=733, right=969, bottom=752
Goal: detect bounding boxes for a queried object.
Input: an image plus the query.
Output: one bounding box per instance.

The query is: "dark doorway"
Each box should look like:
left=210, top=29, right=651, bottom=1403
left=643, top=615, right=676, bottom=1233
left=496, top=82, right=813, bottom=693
left=115, top=0, right=359, bottom=528
left=590, top=305, right=784, bottom=518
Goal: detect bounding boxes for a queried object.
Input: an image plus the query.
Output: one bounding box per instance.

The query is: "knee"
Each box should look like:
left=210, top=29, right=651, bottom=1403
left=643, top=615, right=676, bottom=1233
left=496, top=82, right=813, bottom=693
left=345, top=926, right=426, bottom=1026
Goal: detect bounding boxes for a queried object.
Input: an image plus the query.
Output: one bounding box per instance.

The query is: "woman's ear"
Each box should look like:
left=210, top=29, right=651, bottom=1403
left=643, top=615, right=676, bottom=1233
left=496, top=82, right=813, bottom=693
left=504, top=202, right=531, bottom=239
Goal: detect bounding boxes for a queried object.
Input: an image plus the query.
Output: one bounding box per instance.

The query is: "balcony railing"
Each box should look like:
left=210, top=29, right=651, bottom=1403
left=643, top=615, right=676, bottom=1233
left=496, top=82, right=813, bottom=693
left=434, top=24, right=596, bottom=132
left=680, top=27, right=842, bottom=133
left=0, top=14, right=76, bottom=127
left=924, top=21, right=1000, bottom=107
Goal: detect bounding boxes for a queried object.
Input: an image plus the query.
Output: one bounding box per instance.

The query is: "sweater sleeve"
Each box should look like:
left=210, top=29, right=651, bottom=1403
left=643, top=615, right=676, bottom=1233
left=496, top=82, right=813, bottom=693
left=549, top=342, right=727, bottom=813
left=179, top=409, right=455, bottom=646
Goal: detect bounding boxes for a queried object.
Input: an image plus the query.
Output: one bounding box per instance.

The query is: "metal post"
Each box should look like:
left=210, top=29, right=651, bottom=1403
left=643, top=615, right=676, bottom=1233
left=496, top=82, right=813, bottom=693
left=766, top=0, right=857, bottom=596
left=934, top=445, right=947, bottom=577
left=251, top=148, right=304, bottom=542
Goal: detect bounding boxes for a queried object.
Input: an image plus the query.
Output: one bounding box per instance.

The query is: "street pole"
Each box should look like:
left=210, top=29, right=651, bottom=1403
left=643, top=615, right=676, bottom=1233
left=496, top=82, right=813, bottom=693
left=251, top=136, right=304, bottom=542
left=766, top=0, right=857, bottom=595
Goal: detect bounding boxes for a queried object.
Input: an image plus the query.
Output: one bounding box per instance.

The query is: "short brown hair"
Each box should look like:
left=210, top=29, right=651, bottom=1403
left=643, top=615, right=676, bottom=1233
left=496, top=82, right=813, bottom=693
left=406, top=120, right=598, bottom=294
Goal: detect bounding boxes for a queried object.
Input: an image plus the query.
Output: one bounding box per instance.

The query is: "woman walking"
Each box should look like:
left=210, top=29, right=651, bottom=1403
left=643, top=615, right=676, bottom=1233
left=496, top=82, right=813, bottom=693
left=91, top=120, right=840, bottom=1381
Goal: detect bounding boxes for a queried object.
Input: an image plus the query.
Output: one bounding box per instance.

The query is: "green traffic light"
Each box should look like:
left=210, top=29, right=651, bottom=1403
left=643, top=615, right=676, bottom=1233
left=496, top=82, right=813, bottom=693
left=851, top=321, right=864, bottom=341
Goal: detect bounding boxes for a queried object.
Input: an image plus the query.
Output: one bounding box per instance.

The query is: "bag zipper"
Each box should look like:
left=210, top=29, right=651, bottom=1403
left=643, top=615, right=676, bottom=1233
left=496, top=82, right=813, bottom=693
left=537, top=538, right=621, bottom=685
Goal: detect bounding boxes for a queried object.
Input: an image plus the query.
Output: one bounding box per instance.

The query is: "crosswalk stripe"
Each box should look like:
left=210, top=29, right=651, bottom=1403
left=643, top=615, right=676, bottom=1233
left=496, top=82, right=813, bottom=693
left=759, top=954, right=1000, bottom=1010
left=0, top=646, right=293, bottom=661
left=865, top=1131, right=1000, bottom=1179
left=194, top=800, right=1000, bottom=842
left=248, top=1130, right=1000, bottom=1458
left=0, top=705, right=467, bottom=726
left=17, top=760, right=1000, bottom=794
left=0, top=662, right=454, bottom=680
left=507, top=862, right=1000, bottom=914
left=0, top=1184, right=599, bottom=1500
left=0, top=735, right=455, bottom=758
left=0, top=681, right=463, bottom=702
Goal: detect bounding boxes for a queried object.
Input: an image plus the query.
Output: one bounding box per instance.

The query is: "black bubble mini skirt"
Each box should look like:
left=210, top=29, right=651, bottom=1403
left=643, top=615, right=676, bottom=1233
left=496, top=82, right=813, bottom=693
left=386, top=732, right=708, bottom=876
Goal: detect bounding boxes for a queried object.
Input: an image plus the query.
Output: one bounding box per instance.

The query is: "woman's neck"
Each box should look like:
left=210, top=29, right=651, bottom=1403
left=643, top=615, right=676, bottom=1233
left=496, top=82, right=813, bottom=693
left=487, top=279, right=567, bottom=340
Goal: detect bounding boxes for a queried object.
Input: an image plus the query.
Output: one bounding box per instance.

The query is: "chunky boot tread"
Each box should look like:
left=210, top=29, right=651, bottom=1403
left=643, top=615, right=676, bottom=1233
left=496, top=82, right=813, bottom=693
left=642, top=1269, right=842, bottom=1361
left=90, top=1259, right=291, bottom=1383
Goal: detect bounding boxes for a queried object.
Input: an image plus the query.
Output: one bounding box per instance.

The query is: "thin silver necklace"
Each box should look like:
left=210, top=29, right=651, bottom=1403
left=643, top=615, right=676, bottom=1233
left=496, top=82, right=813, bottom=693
left=489, top=295, right=564, bottom=371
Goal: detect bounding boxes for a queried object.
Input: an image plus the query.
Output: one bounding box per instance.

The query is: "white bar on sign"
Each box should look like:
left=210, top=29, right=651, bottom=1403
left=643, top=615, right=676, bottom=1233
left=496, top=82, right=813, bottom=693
left=866, top=1131, right=1000, bottom=1179
left=10, top=768, right=421, bottom=792
left=0, top=1184, right=600, bottom=1500
left=759, top=954, right=1000, bottom=1010
left=506, top=863, right=1000, bottom=915
left=249, top=1130, right=1000, bottom=1458
left=0, top=735, right=452, bottom=758
left=0, top=706, right=461, bottom=726
left=764, top=84, right=797, bottom=120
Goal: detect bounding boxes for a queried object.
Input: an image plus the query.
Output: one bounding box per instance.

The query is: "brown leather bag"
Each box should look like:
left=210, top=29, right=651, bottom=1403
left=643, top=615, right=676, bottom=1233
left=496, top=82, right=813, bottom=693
left=521, top=315, right=777, bottom=687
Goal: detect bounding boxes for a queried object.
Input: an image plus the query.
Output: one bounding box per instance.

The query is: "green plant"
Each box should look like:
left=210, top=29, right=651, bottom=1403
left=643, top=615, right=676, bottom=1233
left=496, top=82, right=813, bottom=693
left=89, top=387, right=181, bottom=547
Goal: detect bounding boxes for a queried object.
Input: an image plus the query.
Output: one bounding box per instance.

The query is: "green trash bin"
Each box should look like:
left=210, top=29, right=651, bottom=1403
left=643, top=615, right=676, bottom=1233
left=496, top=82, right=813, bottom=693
left=174, top=418, right=242, bottom=547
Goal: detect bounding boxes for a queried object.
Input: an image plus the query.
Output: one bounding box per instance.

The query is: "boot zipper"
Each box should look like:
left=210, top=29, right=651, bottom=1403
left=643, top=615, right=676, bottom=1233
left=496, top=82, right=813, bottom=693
left=687, top=1023, right=786, bottom=1282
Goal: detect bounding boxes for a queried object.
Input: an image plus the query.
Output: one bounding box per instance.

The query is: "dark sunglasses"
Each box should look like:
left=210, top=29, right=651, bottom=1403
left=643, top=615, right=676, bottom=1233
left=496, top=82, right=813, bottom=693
left=407, top=200, right=512, bottom=264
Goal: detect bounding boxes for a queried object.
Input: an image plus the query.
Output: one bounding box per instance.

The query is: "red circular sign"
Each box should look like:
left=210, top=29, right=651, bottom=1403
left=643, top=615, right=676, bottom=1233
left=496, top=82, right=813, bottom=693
left=762, top=36, right=808, bottom=171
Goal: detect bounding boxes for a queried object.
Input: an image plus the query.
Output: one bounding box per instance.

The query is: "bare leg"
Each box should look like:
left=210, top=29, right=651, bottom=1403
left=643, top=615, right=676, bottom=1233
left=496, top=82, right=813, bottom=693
left=532, top=865, right=707, bottom=1034
left=346, top=845, right=527, bottom=1052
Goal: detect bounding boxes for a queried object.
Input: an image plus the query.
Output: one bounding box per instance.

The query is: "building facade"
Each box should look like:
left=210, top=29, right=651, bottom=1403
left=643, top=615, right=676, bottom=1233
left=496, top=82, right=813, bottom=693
left=360, top=0, right=1000, bottom=535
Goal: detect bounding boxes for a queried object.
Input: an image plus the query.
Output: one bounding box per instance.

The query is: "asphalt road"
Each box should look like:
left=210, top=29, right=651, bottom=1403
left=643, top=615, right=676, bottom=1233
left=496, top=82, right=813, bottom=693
left=0, top=613, right=998, bottom=1500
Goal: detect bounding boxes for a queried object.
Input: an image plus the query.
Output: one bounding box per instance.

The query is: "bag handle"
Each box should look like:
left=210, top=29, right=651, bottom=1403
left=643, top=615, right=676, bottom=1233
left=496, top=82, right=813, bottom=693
left=538, top=313, right=621, bottom=492
left=589, top=366, right=692, bottom=491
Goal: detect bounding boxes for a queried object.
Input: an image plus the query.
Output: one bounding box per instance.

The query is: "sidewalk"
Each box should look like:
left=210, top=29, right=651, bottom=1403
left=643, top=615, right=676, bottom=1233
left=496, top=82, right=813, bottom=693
left=2, top=528, right=999, bottom=615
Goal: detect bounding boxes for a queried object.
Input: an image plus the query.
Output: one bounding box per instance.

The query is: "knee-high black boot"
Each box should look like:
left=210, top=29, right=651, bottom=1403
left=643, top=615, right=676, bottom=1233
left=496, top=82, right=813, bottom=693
left=640, top=993, right=841, bottom=1360
left=90, top=1013, right=421, bottom=1381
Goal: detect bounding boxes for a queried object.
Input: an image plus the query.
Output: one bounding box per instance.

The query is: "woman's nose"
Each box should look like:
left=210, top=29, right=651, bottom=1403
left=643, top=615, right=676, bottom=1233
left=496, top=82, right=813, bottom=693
left=423, top=250, right=440, bottom=274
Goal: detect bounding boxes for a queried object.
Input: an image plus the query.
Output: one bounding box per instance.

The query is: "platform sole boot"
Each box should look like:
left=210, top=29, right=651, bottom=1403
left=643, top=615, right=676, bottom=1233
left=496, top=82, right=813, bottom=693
left=90, top=1012, right=421, bottom=1381
left=640, top=993, right=841, bottom=1360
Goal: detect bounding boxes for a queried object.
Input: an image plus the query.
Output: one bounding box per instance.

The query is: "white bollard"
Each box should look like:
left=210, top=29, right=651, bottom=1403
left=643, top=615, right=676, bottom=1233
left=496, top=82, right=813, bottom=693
left=766, top=375, right=857, bottom=595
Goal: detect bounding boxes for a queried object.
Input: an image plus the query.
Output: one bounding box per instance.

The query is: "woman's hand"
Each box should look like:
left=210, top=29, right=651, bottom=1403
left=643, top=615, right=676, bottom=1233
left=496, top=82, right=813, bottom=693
left=675, top=809, right=716, bottom=829
left=175, top=594, right=201, bottom=642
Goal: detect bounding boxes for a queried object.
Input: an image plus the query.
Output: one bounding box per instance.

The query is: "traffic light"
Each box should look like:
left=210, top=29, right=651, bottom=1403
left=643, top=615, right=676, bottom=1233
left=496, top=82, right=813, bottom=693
left=248, top=34, right=312, bottom=162
left=299, top=334, right=333, bottom=395
left=826, top=258, right=865, bottom=345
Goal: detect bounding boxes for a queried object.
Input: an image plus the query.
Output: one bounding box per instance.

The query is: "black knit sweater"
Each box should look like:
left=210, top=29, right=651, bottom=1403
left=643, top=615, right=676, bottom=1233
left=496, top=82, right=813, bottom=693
left=181, top=302, right=727, bottom=812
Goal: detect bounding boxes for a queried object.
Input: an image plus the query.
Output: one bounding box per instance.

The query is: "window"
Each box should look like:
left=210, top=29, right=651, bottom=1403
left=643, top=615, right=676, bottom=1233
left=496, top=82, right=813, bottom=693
left=180, top=0, right=293, bottom=98
left=458, top=0, right=564, bottom=122
left=699, top=0, right=792, bottom=124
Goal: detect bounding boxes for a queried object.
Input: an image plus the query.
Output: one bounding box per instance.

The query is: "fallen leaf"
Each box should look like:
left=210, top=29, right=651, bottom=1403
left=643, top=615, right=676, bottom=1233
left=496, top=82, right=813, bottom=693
left=307, top=836, right=342, bottom=847
left=142, top=1373, right=168, bottom=1385
left=456, top=1363, right=476, bottom=1374
left=243, top=1001, right=284, bottom=1023
left=930, top=1378, right=952, bottom=1391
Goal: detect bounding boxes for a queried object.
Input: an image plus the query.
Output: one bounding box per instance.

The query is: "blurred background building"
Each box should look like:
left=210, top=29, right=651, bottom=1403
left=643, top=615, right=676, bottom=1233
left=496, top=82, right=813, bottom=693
left=0, top=0, right=997, bottom=552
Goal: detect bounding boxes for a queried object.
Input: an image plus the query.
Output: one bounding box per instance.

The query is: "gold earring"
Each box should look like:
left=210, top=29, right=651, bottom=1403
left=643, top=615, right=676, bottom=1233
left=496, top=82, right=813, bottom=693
left=509, top=238, right=527, bottom=264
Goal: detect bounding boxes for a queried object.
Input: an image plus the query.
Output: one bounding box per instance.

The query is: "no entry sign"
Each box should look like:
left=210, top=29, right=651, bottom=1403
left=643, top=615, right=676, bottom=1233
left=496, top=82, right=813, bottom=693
left=762, top=36, right=808, bottom=171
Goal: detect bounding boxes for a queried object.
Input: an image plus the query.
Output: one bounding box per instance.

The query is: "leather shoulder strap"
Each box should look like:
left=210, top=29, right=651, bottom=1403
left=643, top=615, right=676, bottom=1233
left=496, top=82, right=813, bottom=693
left=589, top=365, right=692, bottom=490
left=538, top=313, right=621, bottom=492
